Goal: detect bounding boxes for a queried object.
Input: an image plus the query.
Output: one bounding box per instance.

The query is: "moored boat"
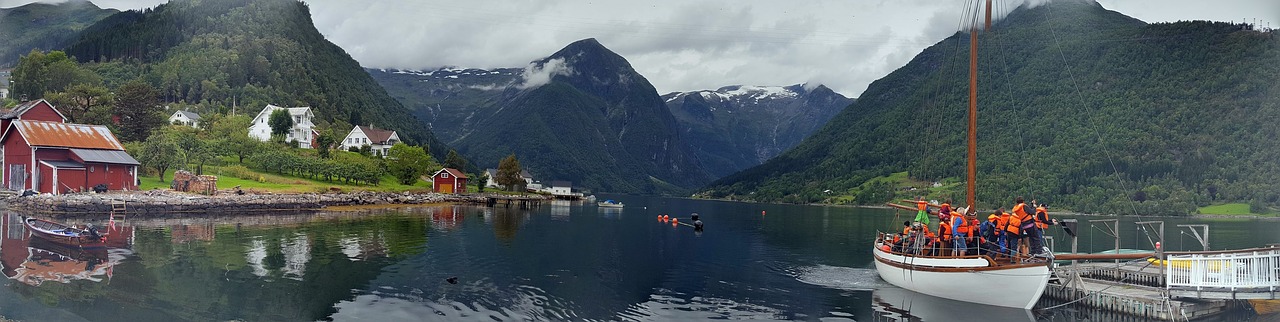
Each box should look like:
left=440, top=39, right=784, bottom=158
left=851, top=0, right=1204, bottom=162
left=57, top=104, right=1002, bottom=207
left=597, top=200, right=624, bottom=208
left=23, top=216, right=107, bottom=246
left=870, top=0, right=1052, bottom=310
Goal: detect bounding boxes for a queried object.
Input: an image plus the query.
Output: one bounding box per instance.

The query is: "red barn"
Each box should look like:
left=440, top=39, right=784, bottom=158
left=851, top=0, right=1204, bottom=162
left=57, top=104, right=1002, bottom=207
left=431, top=168, right=467, bottom=194
left=0, top=99, right=68, bottom=131
left=1, top=120, right=139, bottom=194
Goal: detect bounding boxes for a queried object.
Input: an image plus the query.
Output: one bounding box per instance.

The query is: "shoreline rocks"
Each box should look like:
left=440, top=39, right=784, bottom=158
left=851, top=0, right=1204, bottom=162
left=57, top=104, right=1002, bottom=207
left=4, top=190, right=503, bottom=217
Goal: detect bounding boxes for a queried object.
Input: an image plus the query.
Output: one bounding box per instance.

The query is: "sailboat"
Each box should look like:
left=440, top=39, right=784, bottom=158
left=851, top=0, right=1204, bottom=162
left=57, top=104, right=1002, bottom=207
left=870, top=0, right=1051, bottom=310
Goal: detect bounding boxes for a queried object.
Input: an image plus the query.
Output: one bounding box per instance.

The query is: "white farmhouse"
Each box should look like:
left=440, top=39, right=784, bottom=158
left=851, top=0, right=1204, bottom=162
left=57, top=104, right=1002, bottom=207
left=484, top=169, right=535, bottom=189
left=168, top=110, right=201, bottom=127
left=340, top=125, right=400, bottom=156
left=248, top=104, right=315, bottom=148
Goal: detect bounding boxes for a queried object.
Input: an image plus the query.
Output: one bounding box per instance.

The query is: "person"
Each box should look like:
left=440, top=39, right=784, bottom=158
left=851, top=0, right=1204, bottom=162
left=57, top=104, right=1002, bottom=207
left=980, top=213, right=1000, bottom=255
left=913, top=196, right=931, bottom=226
left=938, top=199, right=953, bottom=224
left=1013, top=197, right=1033, bottom=256
left=950, top=209, right=967, bottom=256
left=1003, top=207, right=1022, bottom=259
left=1030, top=203, right=1051, bottom=255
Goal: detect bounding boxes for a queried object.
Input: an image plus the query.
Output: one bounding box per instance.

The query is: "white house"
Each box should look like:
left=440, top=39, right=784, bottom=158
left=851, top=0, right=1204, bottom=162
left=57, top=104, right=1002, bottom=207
left=340, top=125, right=400, bottom=157
left=168, top=110, right=201, bottom=127
left=248, top=104, right=315, bottom=148
left=546, top=181, right=572, bottom=196
left=484, top=169, right=534, bottom=188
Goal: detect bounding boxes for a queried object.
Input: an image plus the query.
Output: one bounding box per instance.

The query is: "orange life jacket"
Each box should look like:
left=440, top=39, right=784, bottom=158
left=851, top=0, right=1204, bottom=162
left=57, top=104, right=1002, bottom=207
left=1035, top=206, right=1050, bottom=229
left=939, top=221, right=952, bottom=241
left=1005, top=212, right=1021, bottom=235
left=917, top=200, right=928, bottom=211
left=997, top=212, right=1011, bottom=234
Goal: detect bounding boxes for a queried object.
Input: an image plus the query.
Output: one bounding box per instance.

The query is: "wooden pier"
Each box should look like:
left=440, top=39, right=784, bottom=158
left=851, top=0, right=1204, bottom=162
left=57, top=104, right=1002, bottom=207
left=1045, top=262, right=1232, bottom=320
left=484, top=195, right=547, bottom=209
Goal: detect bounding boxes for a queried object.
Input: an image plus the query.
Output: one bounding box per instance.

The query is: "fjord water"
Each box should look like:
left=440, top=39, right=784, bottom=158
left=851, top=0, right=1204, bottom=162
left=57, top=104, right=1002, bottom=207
left=0, top=196, right=1277, bottom=321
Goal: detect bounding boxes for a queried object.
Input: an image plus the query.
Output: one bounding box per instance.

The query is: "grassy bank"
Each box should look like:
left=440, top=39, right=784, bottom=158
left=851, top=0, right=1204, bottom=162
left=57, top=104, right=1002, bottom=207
left=137, top=165, right=452, bottom=194
left=1197, top=203, right=1278, bottom=217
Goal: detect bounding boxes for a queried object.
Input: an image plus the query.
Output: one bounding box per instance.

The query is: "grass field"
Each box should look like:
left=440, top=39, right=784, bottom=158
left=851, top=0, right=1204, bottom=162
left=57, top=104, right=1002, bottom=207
left=137, top=165, right=443, bottom=194
left=1196, top=203, right=1278, bottom=216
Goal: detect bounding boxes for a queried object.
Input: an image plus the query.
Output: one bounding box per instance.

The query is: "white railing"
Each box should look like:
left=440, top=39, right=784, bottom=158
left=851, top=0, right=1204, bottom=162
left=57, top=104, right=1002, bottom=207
left=1165, top=247, right=1280, bottom=293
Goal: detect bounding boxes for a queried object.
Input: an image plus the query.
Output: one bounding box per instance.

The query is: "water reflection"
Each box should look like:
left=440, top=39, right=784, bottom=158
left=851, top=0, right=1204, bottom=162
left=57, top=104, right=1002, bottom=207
left=1, top=213, right=133, bottom=287
left=871, top=287, right=1033, bottom=321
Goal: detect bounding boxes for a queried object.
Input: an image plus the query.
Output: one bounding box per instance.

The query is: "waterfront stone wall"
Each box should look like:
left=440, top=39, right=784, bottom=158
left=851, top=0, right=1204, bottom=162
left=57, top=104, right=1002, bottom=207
left=5, top=190, right=493, bottom=216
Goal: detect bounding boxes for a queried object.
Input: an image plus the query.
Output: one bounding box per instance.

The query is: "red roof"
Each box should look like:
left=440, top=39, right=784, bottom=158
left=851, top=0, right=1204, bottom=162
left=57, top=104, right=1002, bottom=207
left=436, top=168, right=467, bottom=179
left=7, top=120, right=126, bottom=150
left=357, top=126, right=397, bottom=144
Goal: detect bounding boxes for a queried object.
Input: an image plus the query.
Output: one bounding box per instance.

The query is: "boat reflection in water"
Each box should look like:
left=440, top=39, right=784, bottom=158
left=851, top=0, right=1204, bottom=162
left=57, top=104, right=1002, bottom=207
left=1, top=213, right=134, bottom=286
left=871, top=287, right=1034, bottom=322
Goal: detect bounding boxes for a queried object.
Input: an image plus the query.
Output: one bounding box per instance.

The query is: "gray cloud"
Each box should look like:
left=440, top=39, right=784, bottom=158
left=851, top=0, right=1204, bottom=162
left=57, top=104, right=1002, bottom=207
left=3, top=0, right=1276, bottom=98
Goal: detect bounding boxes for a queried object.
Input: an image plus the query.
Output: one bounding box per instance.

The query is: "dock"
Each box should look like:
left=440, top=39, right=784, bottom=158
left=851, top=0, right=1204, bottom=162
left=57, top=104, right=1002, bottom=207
left=483, top=194, right=547, bottom=209
left=1037, top=219, right=1279, bottom=320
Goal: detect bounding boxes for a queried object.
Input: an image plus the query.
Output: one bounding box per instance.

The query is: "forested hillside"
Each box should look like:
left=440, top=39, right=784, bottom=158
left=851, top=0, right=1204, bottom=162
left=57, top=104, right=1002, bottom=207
left=57, top=0, right=442, bottom=152
left=0, top=0, right=116, bottom=68
left=701, top=1, right=1279, bottom=215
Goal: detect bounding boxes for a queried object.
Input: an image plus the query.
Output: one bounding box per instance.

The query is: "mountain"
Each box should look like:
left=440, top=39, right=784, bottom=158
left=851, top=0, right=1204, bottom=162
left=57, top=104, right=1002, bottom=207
left=0, top=0, right=117, bottom=67
left=701, top=0, right=1280, bottom=215
left=58, top=0, right=442, bottom=151
left=373, top=39, right=712, bottom=194
left=662, top=85, right=851, bottom=177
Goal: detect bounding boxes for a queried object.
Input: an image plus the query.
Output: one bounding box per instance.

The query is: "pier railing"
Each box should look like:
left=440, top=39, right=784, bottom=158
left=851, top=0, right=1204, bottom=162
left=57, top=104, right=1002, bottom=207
left=1165, top=247, right=1280, bottom=299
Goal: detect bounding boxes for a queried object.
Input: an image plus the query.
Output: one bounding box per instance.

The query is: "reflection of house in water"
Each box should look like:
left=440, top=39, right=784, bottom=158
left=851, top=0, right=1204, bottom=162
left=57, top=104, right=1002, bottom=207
left=339, top=234, right=387, bottom=262
left=430, top=206, right=464, bottom=230
left=243, top=233, right=314, bottom=280
left=549, top=200, right=572, bottom=219
left=170, top=223, right=216, bottom=243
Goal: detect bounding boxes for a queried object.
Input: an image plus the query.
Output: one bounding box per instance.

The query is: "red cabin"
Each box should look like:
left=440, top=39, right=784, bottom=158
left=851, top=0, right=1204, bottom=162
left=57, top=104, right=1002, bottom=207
left=432, top=168, right=468, bottom=194
left=1, top=120, right=139, bottom=194
left=0, top=99, right=68, bottom=132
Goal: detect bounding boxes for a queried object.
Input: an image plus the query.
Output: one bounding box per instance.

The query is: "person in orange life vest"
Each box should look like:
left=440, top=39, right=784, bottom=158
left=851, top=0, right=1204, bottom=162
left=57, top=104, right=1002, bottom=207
left=1028, top=201, right=1051, bottom=255
left=937, top=199, right=953, bottom=224
left=913, top=196, right=931, bottom=226
left=950, top=209, right=968, bottom=256
left=1013, top=196, right=1034, bottom=256
left=1004, top=209, right=1022, bottom=259
left=938, top=218, right=952, bottom=255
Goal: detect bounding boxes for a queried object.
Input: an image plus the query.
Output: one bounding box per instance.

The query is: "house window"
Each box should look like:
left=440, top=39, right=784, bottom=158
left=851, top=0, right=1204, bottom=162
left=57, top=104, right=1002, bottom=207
left=90, top=166, right=94, bottom=173
left=442, top=173, right=448, bottom=179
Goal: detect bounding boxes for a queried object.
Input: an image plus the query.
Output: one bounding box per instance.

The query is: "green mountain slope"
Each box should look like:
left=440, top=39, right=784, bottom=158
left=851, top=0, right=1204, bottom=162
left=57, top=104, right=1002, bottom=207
left=0, top=0, right=117, bottom=67
left=59, top=0, right=442, bottom=151
left=449, top=39, right=712, bottom=194
left=702, top=0, right=1280, bottom=215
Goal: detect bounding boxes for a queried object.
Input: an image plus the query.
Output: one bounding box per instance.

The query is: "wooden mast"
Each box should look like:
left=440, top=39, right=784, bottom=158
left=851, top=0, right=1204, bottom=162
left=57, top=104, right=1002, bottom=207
left=967, top=0, right=992, bottom=212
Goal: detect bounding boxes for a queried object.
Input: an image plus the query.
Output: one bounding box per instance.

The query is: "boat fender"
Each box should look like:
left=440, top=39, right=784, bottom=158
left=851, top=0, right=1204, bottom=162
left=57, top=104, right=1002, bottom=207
left=694, top=220, right=704, bottom=231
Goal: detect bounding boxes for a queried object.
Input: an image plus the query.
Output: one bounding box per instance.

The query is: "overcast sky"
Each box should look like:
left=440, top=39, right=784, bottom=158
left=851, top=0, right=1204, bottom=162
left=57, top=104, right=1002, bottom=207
left=4, top=0, right=1277, bottom=97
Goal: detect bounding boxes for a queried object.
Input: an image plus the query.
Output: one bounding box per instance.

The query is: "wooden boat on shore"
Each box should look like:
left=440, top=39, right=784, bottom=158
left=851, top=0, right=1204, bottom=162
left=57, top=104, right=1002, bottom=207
left=23, top=216, right=107, bottom=246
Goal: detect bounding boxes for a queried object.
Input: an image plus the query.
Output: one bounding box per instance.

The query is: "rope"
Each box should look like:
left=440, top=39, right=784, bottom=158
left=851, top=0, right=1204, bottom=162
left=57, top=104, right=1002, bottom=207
left=1043, top=0, right=1141, bottom=216
left=1042, top=258, right=1153, bottom=310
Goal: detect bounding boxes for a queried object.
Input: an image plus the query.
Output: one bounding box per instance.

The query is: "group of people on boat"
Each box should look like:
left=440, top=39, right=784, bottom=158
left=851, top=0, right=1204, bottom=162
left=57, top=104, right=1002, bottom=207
left=891, top=196, right=1055, bottom=261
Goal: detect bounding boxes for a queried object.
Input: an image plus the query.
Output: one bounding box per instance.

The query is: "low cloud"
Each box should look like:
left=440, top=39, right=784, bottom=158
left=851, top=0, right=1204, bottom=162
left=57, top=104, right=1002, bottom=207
left=516, top=58, right=573, bottom=89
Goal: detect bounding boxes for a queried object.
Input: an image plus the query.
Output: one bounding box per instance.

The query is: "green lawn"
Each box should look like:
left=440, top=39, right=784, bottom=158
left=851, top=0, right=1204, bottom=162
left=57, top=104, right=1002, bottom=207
left=138, top=165, right=434, bottom=193
left=1197, top=203, right=1271, bottom=216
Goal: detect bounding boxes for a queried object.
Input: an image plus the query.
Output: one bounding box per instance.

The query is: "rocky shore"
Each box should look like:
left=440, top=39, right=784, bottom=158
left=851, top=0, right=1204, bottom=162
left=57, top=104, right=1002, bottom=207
left=5, top=190, right=494, bottom=216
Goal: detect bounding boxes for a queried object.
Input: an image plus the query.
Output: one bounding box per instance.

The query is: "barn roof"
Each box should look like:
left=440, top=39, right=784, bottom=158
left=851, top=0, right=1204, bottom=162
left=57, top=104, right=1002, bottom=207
left=435, top=168, right=467, bottom=179
left=7, top=120, right=126, bottom=150
left=357, top=126, right=397, bottom=144
left=72, top=148, right=140, bottom=165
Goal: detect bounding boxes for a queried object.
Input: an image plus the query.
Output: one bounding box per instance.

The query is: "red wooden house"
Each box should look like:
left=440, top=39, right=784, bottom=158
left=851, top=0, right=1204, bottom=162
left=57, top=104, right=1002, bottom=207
left=432, top=168, right=468, bottom=194
left=0, top=99, right=68, bottom=131
left=1, top=120, right=139, bottom=194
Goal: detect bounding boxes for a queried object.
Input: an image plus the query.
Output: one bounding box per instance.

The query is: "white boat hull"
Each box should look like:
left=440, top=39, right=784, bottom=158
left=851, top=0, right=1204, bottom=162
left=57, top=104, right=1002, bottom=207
left=872, top=243, right=1050, bottom=310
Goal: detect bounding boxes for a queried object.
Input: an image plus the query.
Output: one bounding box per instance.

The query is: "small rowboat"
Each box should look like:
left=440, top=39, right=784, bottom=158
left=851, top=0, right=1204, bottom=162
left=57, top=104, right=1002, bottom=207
left=23, top=216, right=107, bottom=246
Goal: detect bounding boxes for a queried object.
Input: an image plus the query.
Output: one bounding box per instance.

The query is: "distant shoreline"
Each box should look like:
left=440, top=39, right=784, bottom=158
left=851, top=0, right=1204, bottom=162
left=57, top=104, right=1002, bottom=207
left=3, top=190, right=503, bottom=217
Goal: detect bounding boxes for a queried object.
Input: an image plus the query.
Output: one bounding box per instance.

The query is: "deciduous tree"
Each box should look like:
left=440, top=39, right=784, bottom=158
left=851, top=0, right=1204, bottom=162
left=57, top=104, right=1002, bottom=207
left=386, top=143, right=433, bottom=185
left=138, top=129, right=180, bottom=182
left=496, top=154, right=523, bottom=191
left=114, top=80, right=164, bottom=142
left=268, top=108, right=293, bottom=141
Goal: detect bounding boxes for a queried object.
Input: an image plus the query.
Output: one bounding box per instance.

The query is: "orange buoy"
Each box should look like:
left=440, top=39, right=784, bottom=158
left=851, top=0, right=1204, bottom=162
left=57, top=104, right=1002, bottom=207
left=672, top=218, right=678, bottom=224
left=762, top=210, right=766, bottom=216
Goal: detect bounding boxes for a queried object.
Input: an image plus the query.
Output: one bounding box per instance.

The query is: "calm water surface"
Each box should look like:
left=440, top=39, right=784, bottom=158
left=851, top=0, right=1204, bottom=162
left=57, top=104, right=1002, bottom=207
left=0, top=195, right=1276, bottom=321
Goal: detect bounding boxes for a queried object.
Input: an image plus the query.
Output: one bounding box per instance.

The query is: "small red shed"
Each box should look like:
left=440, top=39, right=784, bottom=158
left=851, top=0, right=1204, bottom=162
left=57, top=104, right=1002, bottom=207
left=0, top=99, right=68, bottom=132
left=431, top=168, right=468, bottom=194
left=1, top=120, right=139, bottom=194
